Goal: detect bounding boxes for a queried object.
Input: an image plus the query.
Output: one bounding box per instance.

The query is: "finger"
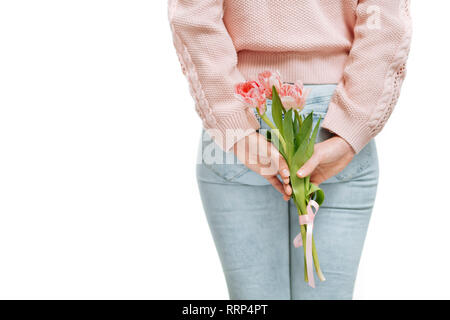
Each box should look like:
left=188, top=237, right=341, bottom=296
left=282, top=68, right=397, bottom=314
left=279, top=160, right=290, bottom=183
left=270, top=146, right=290, bottom=182
left=284, top=183, right=292, bottom=196
left=297, top=153, right=320, bottom=178
left=266, top=176, right=287, bottom=198
left=310, top=168, right=326, bottom=185
left=282, top=173, right=290, bottom=185
left=310, top=173, right=322, bottom=185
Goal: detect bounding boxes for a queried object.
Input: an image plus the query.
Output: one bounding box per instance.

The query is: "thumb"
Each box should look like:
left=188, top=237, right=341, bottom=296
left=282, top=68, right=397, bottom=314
left=297, top=153, right=320, bottom=178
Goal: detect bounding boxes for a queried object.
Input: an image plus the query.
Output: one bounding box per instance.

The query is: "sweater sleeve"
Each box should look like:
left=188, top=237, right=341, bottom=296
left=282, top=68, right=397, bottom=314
left=321, top=0, right=412, bottom=154
left=168, top=0, right=260, bottom=151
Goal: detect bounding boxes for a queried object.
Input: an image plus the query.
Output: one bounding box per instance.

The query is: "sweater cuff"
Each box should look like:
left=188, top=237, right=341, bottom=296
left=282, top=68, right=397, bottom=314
left=205, top=108, right=261, bottom=152
left=321, top=101, right=373, bottom=154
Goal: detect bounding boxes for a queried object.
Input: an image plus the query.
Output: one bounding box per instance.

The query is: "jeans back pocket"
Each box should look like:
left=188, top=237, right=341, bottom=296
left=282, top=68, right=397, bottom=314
left=197, top=129, right=250, bottom=183
left=334, top=139, right=378, bottom=182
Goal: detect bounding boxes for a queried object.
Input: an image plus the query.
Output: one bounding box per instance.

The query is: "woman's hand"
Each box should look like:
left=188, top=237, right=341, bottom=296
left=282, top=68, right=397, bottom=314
left=297, top=135, right=356, bottom=185
left=233, top=132, right=292, bottom=201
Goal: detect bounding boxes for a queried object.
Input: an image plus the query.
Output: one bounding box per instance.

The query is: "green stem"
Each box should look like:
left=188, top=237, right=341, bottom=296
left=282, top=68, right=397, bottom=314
left=258, top=111, right=287, bottom=152
left=271, top=129, right=287, bottom=155
left=296, top=206, right=325, bottom=283
left=260, top=104, right=325, bottom=283
left=312, top=236, right=326, bottom=282
left=300, top=224, right=308, bottom=282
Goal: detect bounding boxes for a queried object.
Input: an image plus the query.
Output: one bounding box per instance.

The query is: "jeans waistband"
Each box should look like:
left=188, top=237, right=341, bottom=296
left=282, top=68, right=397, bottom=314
left=265, top=83, right=337, bottom=115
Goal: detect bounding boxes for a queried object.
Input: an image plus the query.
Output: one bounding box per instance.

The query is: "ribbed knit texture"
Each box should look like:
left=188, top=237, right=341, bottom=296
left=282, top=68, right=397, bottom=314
left=168, top=0, right=412, bottom=153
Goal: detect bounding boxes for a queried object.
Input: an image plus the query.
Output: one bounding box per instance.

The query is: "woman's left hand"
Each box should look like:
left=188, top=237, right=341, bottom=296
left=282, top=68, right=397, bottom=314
left=296, top=135, right=356, bottom=185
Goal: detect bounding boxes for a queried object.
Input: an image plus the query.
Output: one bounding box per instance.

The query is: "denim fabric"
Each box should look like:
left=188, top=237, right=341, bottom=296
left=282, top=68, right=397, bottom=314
left=196, top=84, right=379, bottom=300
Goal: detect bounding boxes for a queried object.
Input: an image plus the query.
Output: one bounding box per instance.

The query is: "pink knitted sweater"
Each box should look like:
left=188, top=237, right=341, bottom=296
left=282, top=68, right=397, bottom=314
left=168, top=0, right=412, bottom=153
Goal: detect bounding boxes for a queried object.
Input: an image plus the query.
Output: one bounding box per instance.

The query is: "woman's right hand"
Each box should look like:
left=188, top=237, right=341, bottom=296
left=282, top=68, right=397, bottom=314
left=232, top=132, right=292, bottom=201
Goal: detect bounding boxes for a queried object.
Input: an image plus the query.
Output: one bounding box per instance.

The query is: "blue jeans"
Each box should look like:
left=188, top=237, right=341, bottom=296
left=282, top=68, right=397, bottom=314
left=196, top=84, right=379, bottom=299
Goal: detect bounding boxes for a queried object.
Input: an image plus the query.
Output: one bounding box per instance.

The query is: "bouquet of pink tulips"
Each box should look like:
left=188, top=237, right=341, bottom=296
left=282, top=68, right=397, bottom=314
left=235, top=71, right=326, bottom=288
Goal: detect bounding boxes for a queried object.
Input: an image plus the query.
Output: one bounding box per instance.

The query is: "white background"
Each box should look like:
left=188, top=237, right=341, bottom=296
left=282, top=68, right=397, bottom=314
left=0, top=1, right=448, bottom=300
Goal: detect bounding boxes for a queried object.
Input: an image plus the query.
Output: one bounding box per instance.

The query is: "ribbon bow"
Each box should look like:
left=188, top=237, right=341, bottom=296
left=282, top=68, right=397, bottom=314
left=293, top=200, right=320, bottom=288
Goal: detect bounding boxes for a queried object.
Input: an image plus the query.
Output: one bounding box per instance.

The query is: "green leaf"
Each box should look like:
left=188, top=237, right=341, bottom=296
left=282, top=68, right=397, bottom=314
left=283, top=109, right=295, bottom=162
left=270, top=129, right=286, bottom=159
left=295, top=109, right=302, bottom=127
left=290, top=143, right=310, bottom=214
left=271, top=86, right=284, bottom=132
left=293, top=113, right=300, bottom=150
left=307, top=183, right=325, bottom=206
left=289, top=113, right=318, bottom=212
left=298, top=112, right=313, bottom=144
left=291, top=114, right=313, bottom=173
left=306, top=116, right=322, bottom=159
left=290, top=113, right=328, bottom=212
left=264, top=129, right=272, bottom=142
left=291, top=174, right=307, bottom=214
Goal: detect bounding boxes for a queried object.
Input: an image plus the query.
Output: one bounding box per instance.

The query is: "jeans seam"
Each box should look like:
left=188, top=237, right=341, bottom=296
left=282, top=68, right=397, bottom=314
left=202, top=162, right=250, bottom=182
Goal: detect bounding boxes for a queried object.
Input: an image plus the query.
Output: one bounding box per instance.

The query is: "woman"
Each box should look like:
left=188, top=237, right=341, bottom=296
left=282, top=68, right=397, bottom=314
left=168, top=0, right=412, bottom=299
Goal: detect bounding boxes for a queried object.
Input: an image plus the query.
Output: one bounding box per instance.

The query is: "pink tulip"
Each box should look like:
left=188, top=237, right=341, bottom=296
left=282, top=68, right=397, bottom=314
left=234, top=80, right=267, bottom=114
left=279, top=81, right=309, bottom=110
left=257, top=70, right=282, bottom=99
